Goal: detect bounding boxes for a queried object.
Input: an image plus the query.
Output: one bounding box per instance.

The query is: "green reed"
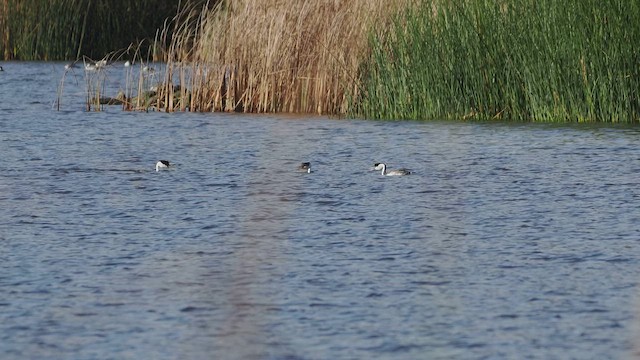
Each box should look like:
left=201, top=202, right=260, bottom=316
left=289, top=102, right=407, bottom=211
left=1, top=0, right=83, bottom=60
left=352, top=0, right=640, bottom=122
left=0, top=0, right=206, bottom=61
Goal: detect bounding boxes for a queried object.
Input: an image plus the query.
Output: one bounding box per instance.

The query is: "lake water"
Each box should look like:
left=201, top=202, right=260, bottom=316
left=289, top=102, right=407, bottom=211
left=1, top=61, right=640, bottom=359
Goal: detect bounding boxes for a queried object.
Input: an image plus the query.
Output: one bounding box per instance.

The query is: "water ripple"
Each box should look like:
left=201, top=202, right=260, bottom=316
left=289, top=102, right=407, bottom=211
left=1, top=66, right=640, bottom=359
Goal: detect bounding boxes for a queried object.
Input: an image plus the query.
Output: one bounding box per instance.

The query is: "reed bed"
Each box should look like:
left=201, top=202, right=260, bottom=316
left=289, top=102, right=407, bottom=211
left=151, top=0, right=407, bottom=114
left=352, top=0, right=640, bottom=122
left=58, top=0, right=639, bottom=122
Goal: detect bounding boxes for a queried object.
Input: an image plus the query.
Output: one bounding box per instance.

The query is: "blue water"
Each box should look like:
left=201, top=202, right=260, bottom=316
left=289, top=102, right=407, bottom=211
left=1, top=62, right=640, bottom=359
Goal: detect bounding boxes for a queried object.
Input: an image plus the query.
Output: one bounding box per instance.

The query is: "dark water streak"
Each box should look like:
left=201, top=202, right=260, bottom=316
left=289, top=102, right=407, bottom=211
left=1, top=62, right=640, bottom=359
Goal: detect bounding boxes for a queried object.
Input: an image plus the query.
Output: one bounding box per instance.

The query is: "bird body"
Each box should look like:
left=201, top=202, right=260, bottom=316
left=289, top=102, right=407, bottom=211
left=156, top=160, right=171, bottom=172
left=299, top=162, right=311, bottom=173
left=373, top=163, right=410, bottom=176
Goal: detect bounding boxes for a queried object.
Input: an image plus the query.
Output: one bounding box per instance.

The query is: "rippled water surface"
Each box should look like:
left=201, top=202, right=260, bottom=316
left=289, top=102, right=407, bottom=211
left=2, top=62, right=640, bottom=359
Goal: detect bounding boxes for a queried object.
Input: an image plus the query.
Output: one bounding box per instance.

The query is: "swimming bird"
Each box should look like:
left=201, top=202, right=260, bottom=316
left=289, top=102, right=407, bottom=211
left=373, top=163, right=411, bottom=176
left=0, top=65, right=4, bottom=71
left=155, top=160, right=171, bottom=172
left=85, top=60, right=107, bottom=71
left=298, top=162, right=311, bottom=173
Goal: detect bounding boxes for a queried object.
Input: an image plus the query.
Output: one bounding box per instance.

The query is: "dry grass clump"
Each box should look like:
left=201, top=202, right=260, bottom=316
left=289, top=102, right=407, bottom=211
left=159, top=0, right=408, bottom=114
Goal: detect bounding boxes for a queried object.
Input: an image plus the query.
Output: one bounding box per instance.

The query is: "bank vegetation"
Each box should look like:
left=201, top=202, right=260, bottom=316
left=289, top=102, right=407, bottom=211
left=48, top=0, right=640, bottom=122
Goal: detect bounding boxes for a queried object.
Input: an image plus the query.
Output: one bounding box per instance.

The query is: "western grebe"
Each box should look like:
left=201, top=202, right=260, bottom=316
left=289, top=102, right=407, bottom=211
left=85, top=60, right=107, bottom=71
left=155, top=160, right=171, bottom=172
left=298, top=162, right=311, bottom=173
left=373, top=163, right=411, bottom=176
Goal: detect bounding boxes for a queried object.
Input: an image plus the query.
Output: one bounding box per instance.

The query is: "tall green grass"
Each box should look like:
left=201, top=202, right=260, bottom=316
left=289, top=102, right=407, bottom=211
left=0, top=0, right=208, bottom=60
left=1, top=0, right=84, bottom=60
left=353, top=0, right=640, bottom=122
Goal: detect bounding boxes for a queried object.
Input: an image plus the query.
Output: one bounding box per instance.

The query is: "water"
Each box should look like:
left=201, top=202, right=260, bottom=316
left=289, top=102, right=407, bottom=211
left=1, top=62, right=640, bottom=359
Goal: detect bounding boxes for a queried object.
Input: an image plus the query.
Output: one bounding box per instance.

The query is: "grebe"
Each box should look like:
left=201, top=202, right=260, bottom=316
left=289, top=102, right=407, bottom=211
left=155, top=160, right=171, bottom=172
left=373, top=163, right=411, bottom=176
left=85, top=60, right=107, bottom=71
left=298, top=162, right=311, bottom=173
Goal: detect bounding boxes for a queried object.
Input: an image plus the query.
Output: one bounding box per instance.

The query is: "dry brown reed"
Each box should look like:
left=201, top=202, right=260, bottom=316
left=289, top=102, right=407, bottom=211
left=151, top=0, right=408, bottom=114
